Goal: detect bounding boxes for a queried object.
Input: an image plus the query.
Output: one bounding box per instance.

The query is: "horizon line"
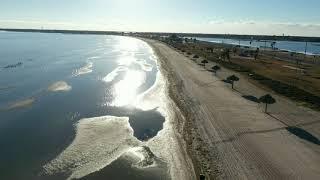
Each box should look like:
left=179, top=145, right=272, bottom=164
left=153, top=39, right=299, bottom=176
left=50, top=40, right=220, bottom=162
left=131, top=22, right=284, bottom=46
left=1, top=27, right=320, bottom=40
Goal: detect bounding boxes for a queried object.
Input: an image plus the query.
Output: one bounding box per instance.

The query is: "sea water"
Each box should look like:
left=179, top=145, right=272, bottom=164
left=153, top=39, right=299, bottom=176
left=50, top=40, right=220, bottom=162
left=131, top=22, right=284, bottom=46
left=0, top=32, right=170, bottom=180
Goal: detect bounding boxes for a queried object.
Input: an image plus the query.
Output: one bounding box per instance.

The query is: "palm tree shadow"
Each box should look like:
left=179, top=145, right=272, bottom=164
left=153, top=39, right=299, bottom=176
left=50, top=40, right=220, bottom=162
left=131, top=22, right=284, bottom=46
left=242, top=95, right=260, bottom=103
left=211, top=126, right=287, bottom=145
left=268, top=113, right=320, bottom=145
left=286, top=126, right=320, bottom=145
left=212, top=114, right=320, bottom=146
left=222, top=79, right=230, bottom=84
left=200, top=80, right=220, bottom=87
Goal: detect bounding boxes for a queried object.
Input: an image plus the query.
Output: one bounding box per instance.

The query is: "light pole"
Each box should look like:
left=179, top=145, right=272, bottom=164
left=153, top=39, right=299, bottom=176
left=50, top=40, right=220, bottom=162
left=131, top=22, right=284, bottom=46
left=304, top=41, right=308, bottom=56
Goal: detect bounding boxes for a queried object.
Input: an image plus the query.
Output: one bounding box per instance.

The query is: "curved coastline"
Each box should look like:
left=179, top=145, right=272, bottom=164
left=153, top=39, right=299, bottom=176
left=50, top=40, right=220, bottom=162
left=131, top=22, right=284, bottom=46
left=140, top=38, right=197, bottom=180
left=40, top=36, right=195, bottom=180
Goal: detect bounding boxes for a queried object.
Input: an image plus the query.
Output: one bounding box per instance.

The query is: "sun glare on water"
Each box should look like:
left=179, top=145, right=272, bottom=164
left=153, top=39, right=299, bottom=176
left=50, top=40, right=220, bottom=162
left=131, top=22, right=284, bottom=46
left=117, top=36, right=139, bottom=52
left=111, top=70, right=146, bottom=107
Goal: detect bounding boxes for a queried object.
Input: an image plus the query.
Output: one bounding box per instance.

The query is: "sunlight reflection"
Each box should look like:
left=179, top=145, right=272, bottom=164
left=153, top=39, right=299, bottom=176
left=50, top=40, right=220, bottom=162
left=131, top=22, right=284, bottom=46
left=111, top=70, right=146, bottom=107
left=117, top=54, right=136, bottom=66
left=117, top=37, right=139, bottom=52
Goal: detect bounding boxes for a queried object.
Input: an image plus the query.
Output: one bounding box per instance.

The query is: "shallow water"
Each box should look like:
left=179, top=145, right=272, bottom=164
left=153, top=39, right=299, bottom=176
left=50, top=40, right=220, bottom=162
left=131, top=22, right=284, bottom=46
left=196, top=37, right=320, bottom=55
left=0, top=32, right=169, bottom=179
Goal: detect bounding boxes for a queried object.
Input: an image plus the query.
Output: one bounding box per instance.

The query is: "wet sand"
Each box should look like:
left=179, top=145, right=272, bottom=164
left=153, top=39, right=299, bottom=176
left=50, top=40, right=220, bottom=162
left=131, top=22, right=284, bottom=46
left=143, top=38, right=320, bottom=179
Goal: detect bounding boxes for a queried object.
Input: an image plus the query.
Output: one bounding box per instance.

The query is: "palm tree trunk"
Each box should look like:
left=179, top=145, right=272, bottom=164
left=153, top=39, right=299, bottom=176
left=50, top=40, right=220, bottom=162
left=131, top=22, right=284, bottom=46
left=265, top=103, right=268, bottom=113
left=231, top=82, right=234, bottom=89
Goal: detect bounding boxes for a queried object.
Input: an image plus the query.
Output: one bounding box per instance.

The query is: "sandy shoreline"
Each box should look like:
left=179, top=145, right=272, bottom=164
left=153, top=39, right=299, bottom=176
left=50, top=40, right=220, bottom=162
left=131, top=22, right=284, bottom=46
left=143, top=38, right=320, bottom=179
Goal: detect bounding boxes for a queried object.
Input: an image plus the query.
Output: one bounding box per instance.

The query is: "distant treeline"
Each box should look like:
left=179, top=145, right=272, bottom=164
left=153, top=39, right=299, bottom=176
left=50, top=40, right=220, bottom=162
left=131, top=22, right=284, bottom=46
left=1, top=28, right=320, bottom=42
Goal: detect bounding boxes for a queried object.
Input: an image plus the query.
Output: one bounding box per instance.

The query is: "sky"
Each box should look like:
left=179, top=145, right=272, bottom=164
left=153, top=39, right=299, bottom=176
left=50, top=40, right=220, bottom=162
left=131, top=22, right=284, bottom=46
left=0, top=0, right=320, bottom=36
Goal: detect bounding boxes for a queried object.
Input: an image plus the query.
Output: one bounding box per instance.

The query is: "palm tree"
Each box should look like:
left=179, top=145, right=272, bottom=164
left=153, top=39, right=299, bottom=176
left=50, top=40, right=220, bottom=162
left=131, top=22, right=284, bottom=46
left=232, top=47, right=237, bottom=55
left=207, top=47, right=214, bottom=53
left=225, top=48, right=230, bottom=61
left=226, top=75, right=239, bottom=89
left=211, top=65, right=221, bottom=75
left=259, top=94, right=276, bottom=113
left=201, top=60, right=209, bottom=67
left=221, top=48, right=230, bottom=62
left=254, top=48, right=260, bottom=60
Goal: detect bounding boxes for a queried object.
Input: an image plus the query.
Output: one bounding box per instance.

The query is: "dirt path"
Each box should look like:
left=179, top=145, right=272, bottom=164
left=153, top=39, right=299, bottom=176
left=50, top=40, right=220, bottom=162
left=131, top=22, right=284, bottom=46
left=144, top=39, right=320, bottom=180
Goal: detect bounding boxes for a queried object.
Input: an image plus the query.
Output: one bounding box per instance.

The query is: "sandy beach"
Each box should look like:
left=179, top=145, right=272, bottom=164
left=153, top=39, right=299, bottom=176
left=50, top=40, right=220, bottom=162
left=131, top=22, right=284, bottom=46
left=143, top=38, right=320, bottom=179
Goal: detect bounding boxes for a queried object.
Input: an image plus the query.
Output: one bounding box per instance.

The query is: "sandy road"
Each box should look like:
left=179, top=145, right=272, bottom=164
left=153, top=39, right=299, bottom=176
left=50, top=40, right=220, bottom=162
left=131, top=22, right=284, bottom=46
left=144, top=38, right=320, bottom=180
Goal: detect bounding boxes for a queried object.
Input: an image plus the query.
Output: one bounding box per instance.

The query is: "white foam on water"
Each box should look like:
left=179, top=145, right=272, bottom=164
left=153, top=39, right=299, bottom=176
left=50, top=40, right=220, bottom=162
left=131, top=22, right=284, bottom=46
left=87, top=56, right=100, bottom=60
left=72, top=61, right=93, bottom=77
left=43, top=116, right=141, bottom=180
left=134, top=71, right=166, bottom=112
left=141, top=63, right=153, bottom=72
left=135, top=54, right=196, bottom=180
left=102, top=66, right=127, bottom=83
left=134, top=59, right=153, bottom=72
left=47, top=81, right=72, bottom=92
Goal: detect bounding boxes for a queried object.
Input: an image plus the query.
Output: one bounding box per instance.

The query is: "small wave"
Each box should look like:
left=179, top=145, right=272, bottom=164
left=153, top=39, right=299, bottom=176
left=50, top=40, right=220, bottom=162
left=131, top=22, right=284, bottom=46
left=87, top=56, right=101, bottom=60
left=47, top=81, right=72, bottom=92
left=140, top=63, right=153, bottom=71
left=134, top=71, right=166, bottom=112
left=134, top=59, right=153, bottom=72
left=43, top=116, right=141, bottom=180
left=72, top=61, right=93, bottom=77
